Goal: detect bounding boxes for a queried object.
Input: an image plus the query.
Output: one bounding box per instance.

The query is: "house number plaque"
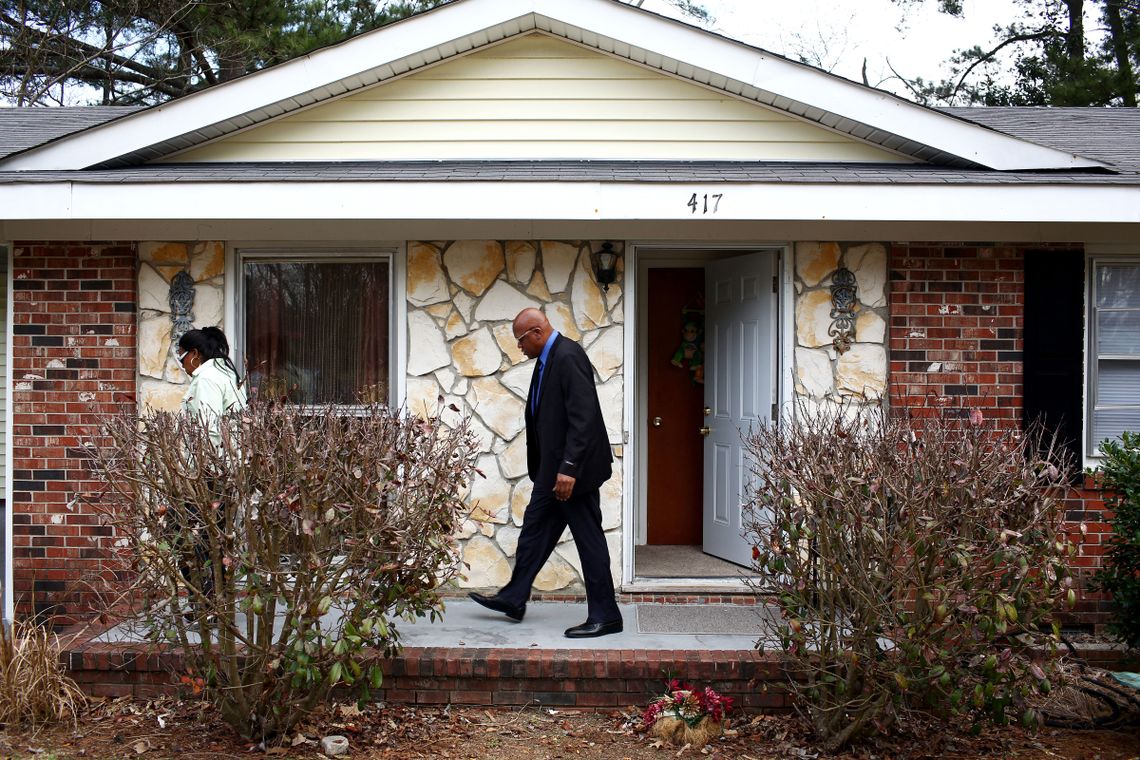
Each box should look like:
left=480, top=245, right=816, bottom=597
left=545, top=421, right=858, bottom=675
left=687, top=192, right=723, bottom=214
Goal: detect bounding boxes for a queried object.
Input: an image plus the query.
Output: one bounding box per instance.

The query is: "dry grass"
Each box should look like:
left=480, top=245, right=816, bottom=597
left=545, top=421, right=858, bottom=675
left=647, top=716, right=725, bottom=749
left=0, top=619, right=86, bottom=729
left=1038, top=663, right=1140, bottom=730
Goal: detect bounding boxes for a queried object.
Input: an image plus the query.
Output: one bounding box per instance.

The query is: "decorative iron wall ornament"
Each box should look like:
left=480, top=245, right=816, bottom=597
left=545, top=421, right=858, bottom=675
left=828, top=266, right=858, bottom=354
left=169, top=269, right=196, bottom=346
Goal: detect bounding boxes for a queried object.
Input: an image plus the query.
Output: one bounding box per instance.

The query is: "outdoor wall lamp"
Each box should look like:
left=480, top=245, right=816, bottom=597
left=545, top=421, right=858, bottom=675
left=591, top=241, right=620, bottom=292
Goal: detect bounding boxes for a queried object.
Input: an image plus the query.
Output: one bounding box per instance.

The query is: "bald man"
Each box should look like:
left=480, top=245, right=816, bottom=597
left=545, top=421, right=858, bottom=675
left=469, top=308, right=622, bottom=637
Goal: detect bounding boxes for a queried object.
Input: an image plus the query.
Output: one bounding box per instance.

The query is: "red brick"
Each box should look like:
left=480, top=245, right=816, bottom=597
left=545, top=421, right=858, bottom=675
left=12, top=241, right=137, bottom=620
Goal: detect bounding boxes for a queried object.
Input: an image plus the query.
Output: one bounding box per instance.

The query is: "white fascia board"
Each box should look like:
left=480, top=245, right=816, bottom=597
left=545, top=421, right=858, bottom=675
left=0, top=181, right=1137, bottom=224
left=0, top=0, right=1106, bottom=173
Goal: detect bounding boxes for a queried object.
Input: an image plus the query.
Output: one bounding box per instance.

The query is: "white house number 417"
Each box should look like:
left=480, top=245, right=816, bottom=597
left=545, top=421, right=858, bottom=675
left=687, top=192, right=723, bottom=214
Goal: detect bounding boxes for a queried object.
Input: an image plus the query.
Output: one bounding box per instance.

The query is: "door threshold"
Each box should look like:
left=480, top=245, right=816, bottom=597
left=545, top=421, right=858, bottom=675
left=622, top=577, right=753, bottom=594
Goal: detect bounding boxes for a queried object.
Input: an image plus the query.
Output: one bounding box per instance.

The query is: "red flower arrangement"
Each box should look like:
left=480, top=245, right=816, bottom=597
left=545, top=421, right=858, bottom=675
left=641, top=680, right=734, bottom=748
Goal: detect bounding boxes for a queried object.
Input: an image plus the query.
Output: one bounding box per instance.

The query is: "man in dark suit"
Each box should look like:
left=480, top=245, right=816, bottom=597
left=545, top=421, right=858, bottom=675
left=469, top=308, right=622, bottom=637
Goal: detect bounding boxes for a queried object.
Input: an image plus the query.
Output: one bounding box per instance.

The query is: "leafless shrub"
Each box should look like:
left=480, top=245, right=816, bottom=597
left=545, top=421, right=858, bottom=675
left=85, top=395, right=478, bottom=742
left=745, top=402, right=1077, bottom=752
left=0, top=619, right=86, bottom=729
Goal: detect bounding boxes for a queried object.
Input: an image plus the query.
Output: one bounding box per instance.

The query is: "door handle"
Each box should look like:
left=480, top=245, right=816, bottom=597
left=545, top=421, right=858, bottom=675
left=699, top=426, right=712, bottom=437
left=652, top=416, right=662, bottom=427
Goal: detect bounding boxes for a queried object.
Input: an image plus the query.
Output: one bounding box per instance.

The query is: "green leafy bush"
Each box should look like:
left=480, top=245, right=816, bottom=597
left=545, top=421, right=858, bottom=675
left=745, top=404, right=1076, bottom=752
left=1092, top=430, right=1140, bottom=648
left=87, top=396, right=477, bottom=742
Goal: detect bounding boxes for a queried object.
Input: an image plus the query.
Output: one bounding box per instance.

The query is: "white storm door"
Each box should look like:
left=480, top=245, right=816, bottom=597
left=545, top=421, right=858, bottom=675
left=702, top=252, right=777, bottom=567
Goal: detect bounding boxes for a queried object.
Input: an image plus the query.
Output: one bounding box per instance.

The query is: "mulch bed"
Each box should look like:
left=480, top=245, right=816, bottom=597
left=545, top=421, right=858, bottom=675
left=2, top=697, right=1138, bottom=759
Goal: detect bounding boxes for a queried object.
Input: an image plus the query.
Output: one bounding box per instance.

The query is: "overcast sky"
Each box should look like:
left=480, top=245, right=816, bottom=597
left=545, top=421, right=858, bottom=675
left=637, top=0, right=1029, bottom=100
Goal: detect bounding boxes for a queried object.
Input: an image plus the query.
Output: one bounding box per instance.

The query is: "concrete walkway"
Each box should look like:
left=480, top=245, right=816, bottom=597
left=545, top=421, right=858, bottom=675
left=377, top=599, right=772, bottom=650
left=95, top=599, right=776, bottom=651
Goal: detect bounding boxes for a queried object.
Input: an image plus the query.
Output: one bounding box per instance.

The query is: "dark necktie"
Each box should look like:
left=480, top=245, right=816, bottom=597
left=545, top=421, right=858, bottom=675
left=531, top=358, right=544, bottom=413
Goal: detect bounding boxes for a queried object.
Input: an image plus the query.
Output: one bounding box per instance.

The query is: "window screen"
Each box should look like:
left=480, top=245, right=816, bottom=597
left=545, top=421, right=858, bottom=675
left=1090, top=260, right=1140, bottom=450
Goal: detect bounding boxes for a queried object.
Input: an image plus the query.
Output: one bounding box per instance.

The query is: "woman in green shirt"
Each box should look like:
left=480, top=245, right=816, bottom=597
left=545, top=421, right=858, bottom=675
left=177, top=326, right=247, bottom=445
left=175, top=327, right=246, bottom=613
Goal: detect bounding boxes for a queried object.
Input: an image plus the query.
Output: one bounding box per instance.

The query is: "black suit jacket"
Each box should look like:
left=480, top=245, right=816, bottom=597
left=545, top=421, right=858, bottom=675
left=525, top=334, right=613, bottom=491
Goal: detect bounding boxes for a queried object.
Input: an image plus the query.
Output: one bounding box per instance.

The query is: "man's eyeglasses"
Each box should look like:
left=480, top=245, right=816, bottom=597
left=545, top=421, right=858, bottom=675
left=515, top=327, right=541, bottom=347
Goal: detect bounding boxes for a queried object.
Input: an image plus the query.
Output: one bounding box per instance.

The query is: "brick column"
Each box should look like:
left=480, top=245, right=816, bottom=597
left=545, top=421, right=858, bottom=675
left=887, top=243, right=1024, bottom=427
left=11, top=242, right=136, bottom=622
left=887, top=242, right=1112, bottom=630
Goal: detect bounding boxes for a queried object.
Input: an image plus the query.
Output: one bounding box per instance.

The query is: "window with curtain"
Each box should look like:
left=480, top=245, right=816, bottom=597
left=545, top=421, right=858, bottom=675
left=1089, top=259, right=1140, bottom=452
left=244, top=258, right=390, bottom=405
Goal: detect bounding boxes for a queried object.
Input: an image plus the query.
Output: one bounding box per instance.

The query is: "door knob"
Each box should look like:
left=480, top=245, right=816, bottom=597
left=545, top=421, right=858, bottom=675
left=652, top=416, right=663, bottom=427
left=699, top=426, right=712, bottom=437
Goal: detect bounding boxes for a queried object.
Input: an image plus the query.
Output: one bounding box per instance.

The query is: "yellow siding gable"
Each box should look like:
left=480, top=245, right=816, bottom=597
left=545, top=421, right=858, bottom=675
left=168, top=34, right=910, bottom=163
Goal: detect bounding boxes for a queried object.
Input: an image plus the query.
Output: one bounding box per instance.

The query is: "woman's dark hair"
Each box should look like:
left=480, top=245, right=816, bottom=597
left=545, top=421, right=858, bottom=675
left=179, top=326, right=241, bottom=382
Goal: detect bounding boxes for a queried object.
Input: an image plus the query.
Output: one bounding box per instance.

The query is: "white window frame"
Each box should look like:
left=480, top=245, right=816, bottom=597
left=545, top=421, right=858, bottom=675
left=229, top=245, right=401, bottom=410
left=1085, top=252, right=1140, bottom=460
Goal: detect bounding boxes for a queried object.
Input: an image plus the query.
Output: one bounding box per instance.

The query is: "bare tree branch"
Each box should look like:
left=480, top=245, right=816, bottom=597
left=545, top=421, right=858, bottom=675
left=883, top=57, right=934, bottom=103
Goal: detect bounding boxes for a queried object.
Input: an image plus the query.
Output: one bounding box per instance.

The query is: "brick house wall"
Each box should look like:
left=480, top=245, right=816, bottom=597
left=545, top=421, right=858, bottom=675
left=887, top=242, right=1112, bottom=629
left=11, top=242, right=136, bottom=622
left=887, top=243, right=1025, bottom=425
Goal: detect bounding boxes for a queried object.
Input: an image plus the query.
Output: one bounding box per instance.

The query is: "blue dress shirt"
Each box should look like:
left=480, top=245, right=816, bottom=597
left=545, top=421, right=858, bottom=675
left=533, top=329, right=560, bottom=411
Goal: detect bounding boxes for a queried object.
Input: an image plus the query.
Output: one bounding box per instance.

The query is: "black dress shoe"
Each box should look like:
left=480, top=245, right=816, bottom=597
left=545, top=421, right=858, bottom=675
left=564, top=619, right=623, bottom=638
left=467, top=592, right=525, bottom=621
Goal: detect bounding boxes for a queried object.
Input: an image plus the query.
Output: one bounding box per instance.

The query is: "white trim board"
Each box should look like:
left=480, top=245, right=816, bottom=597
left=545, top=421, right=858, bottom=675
left=0, top=0, right=1104, bottom=172
left=0, top=181, right=1137, bottom=224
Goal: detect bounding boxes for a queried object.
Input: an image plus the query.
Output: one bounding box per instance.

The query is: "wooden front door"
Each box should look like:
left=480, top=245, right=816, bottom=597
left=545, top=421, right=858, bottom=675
left=646, top=267, right=705, bottom=545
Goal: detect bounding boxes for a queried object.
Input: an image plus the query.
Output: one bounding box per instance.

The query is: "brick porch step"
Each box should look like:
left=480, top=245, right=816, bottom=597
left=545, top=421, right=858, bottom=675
left=62, top=641, right=790, bottom=710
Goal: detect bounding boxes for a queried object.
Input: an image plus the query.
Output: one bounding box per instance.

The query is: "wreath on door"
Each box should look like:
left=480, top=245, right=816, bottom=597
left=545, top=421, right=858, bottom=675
left=671, top=306, right=704, bottom=385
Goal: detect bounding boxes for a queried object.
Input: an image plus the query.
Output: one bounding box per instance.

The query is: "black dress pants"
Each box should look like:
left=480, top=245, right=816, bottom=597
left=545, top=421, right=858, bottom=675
left=498, top=484, right=621, bottom=624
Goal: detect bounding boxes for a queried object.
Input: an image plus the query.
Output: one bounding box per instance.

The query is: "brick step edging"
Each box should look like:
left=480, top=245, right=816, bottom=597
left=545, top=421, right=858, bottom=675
left=61, top=636, right=791, bottom=709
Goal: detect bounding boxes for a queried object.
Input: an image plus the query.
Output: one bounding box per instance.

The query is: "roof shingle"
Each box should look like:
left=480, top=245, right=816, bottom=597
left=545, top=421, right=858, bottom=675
left=0, top=159, right=1132, bottom=186
left=940, top=107, right=1140, bottom=174
left=0, top=106, right=140, bottom=160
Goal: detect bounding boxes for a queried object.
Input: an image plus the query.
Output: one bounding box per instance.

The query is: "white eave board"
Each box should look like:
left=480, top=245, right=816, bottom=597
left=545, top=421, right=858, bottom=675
left=0, top=180, right=1136, bottom=225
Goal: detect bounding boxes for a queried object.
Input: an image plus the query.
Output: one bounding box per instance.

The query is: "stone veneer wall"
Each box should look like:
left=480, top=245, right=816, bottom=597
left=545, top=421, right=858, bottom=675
left=404, top=241, right=624, bottom=593
left=125, top=238, right=885, bottom=596
left=792, top=242, right=888, bottom=406
left=135, top=243, right=226, bottom=411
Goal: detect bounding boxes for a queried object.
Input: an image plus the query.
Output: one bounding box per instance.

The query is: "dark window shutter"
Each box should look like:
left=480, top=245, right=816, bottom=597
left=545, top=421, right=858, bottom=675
left=1023, top=249, right=1084, bottom=471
